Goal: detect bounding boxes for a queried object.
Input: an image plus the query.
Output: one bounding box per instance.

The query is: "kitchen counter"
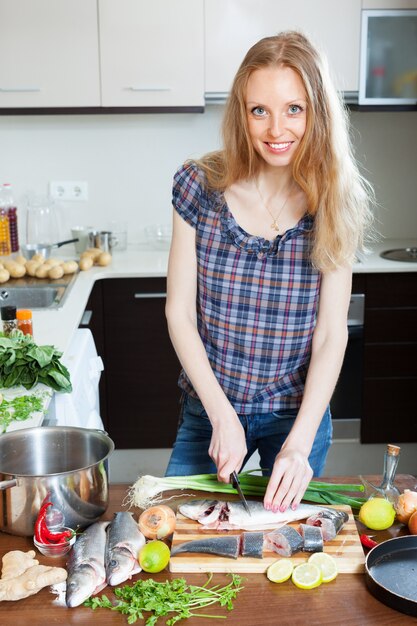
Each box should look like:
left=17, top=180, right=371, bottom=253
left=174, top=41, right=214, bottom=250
left=33, top=237, right=417, bottom=356
left=0, top=474, right=416, bottom=625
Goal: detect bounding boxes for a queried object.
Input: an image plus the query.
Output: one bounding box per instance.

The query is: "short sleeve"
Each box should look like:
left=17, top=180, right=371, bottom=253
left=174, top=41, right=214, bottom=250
left=172, top=162, right=205, bottom=229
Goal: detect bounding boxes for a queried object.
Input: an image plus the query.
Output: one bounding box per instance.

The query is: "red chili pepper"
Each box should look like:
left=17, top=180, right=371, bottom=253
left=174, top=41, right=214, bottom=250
left=360, top=534, right=378, bottom=549
left=34, top=501, right=52, bottom=543
left=39, top=520, right=73, bottom=544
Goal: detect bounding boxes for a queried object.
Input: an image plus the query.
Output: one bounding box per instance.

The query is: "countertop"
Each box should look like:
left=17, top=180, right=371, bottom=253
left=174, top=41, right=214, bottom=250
left=32, top=237, right=417, bottom=357
left=0, top=475, right=416, bottom=625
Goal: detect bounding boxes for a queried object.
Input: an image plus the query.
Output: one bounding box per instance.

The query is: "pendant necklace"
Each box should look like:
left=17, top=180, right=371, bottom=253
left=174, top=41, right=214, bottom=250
left=255, top=179, right=293, bottom=232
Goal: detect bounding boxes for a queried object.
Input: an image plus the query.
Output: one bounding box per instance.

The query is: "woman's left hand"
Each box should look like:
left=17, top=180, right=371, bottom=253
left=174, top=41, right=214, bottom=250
left=263, top=448, right=313, bottom=512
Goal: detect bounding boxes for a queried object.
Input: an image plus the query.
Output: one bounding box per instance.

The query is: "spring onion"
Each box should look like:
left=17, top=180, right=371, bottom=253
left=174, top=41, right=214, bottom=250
left=127, top=470, right=366, bottom=511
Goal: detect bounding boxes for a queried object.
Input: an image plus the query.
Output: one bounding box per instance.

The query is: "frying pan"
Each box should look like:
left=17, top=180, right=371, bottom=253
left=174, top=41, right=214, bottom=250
left=365, top=535, right=417, bottom=617
left=21, top=239, right=79, bottom=260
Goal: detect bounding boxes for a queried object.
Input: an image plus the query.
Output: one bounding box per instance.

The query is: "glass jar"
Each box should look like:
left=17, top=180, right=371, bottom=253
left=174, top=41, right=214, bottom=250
left=16, top=309, right=33, bottom=336
left=1, top=306, right=17, bottom=336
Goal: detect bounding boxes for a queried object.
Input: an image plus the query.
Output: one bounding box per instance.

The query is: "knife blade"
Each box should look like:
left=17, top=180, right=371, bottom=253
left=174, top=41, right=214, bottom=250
left=230, top=471, right=251, bottom=516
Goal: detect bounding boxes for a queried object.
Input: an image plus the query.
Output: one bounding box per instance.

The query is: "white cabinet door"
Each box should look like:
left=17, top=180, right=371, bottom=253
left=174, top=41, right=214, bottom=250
left=205, top=0, right=361, bottom=96
left=0, top=0, right=100, bottom=108
left=99, top=0, right=204, bottom=108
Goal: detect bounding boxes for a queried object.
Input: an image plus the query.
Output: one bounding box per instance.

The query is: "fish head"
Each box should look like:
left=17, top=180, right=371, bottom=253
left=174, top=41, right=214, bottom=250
left=65, top=564, right=97, bottom=608
left=179, top=500, right=220, bottom=521
left=106, top=547, right=137, bottom=586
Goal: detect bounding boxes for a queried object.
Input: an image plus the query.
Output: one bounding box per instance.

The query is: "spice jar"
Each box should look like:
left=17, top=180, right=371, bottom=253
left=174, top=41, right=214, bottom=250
left=16, top=309, right=33, bottom=336
left=1, top=305, right=17, bottom=336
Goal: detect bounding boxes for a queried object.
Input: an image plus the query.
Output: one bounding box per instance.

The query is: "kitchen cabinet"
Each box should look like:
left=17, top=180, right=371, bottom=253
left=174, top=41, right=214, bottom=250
left=0, top=0, right=100, bottom=108
left=99, top=0, right=204, bottom=108
left=361, top=272, right=417, bottom=444
left=205, top=0, right=361, bottom=97
left=93, top=278, right=182, bottom=449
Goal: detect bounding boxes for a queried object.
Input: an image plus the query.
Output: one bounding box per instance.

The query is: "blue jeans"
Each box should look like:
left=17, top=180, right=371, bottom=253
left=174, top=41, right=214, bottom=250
left=165, top=393, right=333, bottom=477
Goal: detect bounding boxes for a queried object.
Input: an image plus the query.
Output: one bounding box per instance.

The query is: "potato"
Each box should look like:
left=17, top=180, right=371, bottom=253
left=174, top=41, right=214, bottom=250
left=79, top=256, right=93, bottom=271
left=48, top=265, right=64, bottom=280
left=43, top=257, right=62, bottom=268
left=9, top=264, right=26, bottom=278
left=31, top=253, right=45, bottom=263
left=97, top=252, right=112, bottom=267
left=0, top=269, right=10, bottom=283
left=25, top=261, right=42, bottom=277
left=14, top=254, right=27, bottom=265
left=62, top=261, right=78, bottom=274
left=83, top=247, right=102, bottom=261
left=35, top=265, right=50, bottom=278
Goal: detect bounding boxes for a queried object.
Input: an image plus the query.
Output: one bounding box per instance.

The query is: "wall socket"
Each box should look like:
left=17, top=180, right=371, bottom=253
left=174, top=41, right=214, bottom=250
left=49, top=181, right=89, bottom=202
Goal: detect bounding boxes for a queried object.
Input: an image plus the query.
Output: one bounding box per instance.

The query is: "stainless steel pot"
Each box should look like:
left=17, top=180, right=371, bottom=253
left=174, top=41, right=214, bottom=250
left=0, top=426, right=114, bottom=536
left=21, top=239, right=79, bottom=260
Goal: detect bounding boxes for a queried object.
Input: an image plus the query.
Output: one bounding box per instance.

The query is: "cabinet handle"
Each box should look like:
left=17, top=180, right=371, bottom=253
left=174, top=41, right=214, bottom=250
left=0, top=87, right=41, bottom=92
left=80, top=310, right=93, bottom=326
left=134, top=292, right=167, bottom=299
left=124, top=86, right=171, bottom=92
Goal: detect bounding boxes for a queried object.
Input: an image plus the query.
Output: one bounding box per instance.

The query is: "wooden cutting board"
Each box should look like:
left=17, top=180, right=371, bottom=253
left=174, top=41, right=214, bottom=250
left=169, top=504, right=365, bottom=574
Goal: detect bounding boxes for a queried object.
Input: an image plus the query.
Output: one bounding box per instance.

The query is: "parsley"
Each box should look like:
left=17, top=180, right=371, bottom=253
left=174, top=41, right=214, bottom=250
left=84, top=573, right=244, bottom=625
left=0, top=392, right=46, bottom=432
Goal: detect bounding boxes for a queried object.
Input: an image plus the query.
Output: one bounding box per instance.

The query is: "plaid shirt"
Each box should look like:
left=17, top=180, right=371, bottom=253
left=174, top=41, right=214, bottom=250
left=173, top=162, right=321, bottom=414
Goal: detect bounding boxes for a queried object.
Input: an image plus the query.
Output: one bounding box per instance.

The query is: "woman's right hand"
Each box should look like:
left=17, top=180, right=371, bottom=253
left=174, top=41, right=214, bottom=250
left=208, top=412, right=247, bottom=483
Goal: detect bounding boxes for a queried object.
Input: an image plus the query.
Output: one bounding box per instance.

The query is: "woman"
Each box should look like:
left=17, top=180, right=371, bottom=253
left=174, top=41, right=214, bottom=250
left=165, top=31, right=374, bottom=512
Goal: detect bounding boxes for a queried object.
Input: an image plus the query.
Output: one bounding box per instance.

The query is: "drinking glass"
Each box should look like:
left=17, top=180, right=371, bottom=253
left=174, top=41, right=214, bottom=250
left=26, top=196, right=60, bottom=245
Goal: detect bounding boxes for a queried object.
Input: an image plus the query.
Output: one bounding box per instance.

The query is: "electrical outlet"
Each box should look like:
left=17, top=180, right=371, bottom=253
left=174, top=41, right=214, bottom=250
left=49, top=181, right=89, bottom=202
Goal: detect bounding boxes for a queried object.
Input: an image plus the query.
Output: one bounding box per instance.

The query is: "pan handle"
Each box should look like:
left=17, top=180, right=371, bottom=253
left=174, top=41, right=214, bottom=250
left=52, top=238, right=79, bottom=248
left=0, top=478, right=18, bottom=490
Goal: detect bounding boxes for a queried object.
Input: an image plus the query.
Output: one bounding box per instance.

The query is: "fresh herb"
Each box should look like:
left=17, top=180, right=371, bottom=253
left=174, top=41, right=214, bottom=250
left=0, top=391, right=47, bottom=432
left=0, top=331, right=72, bottom=393
left=85, top=573, right=244, bottom=625
left=128, top=471, right=366, bottom=511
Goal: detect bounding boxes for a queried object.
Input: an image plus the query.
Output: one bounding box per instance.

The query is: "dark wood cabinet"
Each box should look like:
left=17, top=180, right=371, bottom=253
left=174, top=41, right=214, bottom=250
left=86, top=278, right=182, bottom=449
left=361, top=272, right=417, bottom=443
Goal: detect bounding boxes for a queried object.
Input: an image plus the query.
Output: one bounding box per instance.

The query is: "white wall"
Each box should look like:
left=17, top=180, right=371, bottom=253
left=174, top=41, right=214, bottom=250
left=0, top=106, right=416, bottom=245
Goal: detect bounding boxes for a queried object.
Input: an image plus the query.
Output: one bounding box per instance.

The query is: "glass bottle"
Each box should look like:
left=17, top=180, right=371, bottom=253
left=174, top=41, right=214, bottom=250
left=16, top=309, right=33, bottom=336
left=378, top=444, right=401, bottom=505
left=1, top=306, right=17, bottom=336
left=3, top=184, right=19, bottom=253
left=0, top=185, right=11, bottom=256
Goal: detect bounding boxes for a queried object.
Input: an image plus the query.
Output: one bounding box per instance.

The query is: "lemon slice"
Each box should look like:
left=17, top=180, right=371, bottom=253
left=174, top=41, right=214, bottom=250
left=291, top=563, right=322, bottom=589
left=308, top=552, right=338, bottom=583
left=266, top=558, right=294, bottom=583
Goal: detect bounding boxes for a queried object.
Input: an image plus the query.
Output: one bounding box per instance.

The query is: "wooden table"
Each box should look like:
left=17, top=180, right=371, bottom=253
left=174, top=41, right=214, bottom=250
left=0, top=475, right=416, bottom=625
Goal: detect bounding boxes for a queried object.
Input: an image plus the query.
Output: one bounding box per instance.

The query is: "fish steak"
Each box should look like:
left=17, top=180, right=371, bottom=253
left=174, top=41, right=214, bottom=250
left=306, top=509, right=349, bottom=541
left=265, top=525, right=303, bottom=557
left=299, top=524, right=323, bottom=552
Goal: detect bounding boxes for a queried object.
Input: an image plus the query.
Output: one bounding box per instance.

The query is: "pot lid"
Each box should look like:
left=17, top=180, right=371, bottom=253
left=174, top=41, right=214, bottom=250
left=380, top=247, right=417, bottom=262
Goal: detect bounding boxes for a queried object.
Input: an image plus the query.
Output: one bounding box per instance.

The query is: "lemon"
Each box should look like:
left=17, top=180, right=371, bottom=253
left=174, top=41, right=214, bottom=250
left=308, top=552, right=338, bottom=583
left=291, top=563, right=322, bottom=589
left=139, top=540, right=171, bottom=573
left=358, top=497, right=396, bottom=531
left=266, top=558, right=294, bottom=583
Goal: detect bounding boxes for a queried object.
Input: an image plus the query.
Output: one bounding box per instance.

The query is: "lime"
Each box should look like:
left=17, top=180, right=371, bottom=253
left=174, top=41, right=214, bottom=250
left=139, top=540, right=171, bottom=573
left=308, top=552, right=338, bottom=583
left=291, top=563, right=322, bottom=589
left=358, top=498, right=396, bottom=531
left=266, top=559, right=294, bottom=583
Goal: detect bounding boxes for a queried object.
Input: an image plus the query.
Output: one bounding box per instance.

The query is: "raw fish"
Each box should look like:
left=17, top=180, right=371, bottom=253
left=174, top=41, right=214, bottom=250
left=241, top=532, right=264, bottom=558
left=299, top=523, right=323, bottom=552
left=171, top=535, right=241, bottom=558
left=306, top=509, right=348, bottom=541
left=179, top=499, right=327, bottom=531
left=264, top=525, right=303, bottom=557
left=105, top=512, right=146, bottom=586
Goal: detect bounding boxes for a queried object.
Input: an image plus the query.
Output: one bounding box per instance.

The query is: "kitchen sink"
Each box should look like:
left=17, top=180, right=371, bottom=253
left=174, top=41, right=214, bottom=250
left=0, top=274, right=77, bottom=309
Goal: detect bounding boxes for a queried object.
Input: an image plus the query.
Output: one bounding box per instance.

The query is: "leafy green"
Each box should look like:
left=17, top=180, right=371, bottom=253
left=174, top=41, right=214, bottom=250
left=0, top=331, right=72, bottom=393
left=84, top=574, right=244, bottom=625
left=0, top=392, right=47, bottom=433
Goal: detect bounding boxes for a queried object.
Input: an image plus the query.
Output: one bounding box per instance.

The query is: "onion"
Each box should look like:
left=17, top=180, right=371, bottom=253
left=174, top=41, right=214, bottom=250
left=138, top=505, right=176, bottom=539
left=395, top=489, right=417, bottom=524
left=408, top=510, right=417, bottom=535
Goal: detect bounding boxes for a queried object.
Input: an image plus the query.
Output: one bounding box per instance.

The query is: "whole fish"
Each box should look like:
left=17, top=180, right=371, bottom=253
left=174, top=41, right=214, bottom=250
left=66, top=521, right=109, bottom=608
left=105, top=512, right=146, bottom=585
left=179, top=499, right=328, bottom=531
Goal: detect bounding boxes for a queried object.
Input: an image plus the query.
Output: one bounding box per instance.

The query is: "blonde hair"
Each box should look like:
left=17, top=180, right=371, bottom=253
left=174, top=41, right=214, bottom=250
left=196, top=32, right=375, bottom=271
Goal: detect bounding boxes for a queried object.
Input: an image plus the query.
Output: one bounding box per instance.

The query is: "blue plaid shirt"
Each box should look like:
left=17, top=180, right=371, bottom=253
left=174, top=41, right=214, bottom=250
left=173, top=162, right=321, bottom=414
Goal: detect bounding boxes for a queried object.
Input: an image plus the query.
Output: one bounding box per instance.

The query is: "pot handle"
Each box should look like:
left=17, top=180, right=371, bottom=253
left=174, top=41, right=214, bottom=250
left=0, top=478, right=18, bottom=490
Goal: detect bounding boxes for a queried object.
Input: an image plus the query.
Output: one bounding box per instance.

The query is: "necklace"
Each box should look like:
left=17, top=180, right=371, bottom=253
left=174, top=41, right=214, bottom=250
left=255, top=179, right=293, bottom=232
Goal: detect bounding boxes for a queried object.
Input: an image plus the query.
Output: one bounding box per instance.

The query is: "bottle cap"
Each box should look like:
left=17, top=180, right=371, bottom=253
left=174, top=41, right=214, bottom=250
left=16, top=309, right=32, bottom=320
left=387, top=444, right=400, bottom=456
left=1, top=305, right=17, bottom=321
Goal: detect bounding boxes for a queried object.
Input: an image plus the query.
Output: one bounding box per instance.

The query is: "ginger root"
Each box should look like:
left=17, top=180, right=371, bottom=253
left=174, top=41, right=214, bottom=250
left=0, top=550, right=67, bottom=602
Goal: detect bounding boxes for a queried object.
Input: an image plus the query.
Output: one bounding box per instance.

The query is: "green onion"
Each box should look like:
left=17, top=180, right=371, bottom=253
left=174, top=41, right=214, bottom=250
left=128, top=470, right=365, bottom=511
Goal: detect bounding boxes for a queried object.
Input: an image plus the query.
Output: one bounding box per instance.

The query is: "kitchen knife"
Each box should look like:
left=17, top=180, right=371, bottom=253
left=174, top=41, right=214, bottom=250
left=230, top=471, right=251, bottom=516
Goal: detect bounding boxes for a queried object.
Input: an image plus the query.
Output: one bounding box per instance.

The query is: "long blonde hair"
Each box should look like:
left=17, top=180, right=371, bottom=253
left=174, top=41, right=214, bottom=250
left=196, top=32, right=375, bottom=271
